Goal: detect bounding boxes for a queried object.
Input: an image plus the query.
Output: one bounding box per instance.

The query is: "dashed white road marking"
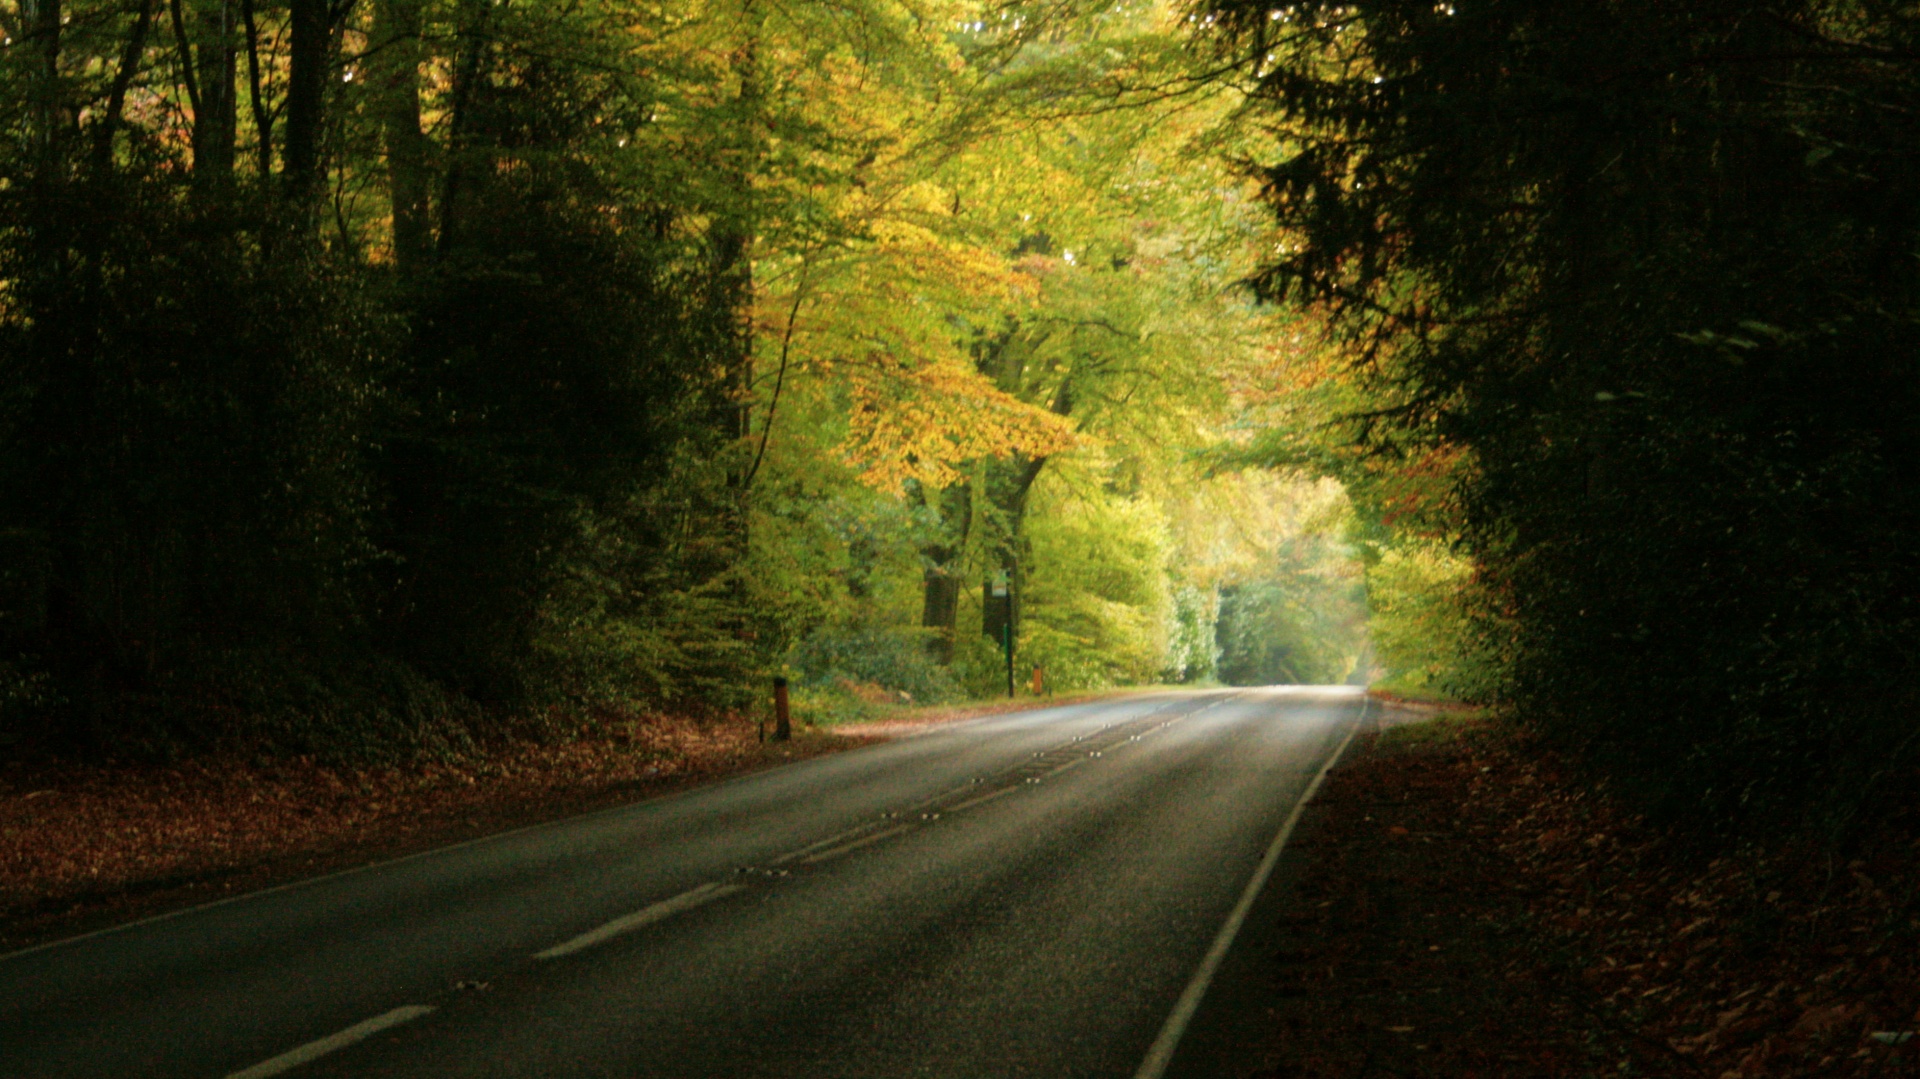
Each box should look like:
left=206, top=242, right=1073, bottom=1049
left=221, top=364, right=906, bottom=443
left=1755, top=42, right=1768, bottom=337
left=535, top=881, right=747, bottom=960
left=531, top=692, right=1248, bottom=960
left=945, top=785, right=1017, bottom=813
left=799, top=822, right=918, bottom=864
left=225, top=1005, right=436, bottom=1079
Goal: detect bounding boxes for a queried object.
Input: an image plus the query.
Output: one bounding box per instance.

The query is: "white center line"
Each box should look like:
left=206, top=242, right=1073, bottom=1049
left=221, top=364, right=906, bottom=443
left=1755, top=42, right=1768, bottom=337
left=945, top=785, right=1017, bottom=813
left=798, top=822, right=918, bottom=864
left=536, top=881, right=747, bottom=960
left=530, top=694, right=1244, bottom=961
left=225, top=1005, right=436, bottom=1079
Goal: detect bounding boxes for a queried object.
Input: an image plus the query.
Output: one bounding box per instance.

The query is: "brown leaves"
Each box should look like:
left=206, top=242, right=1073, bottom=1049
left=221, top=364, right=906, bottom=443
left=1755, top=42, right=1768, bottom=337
left=1247, top=713, right=1920, bottom=1078
left=1461, top=725, right=1920, bottom=1078
left=0, top=714, right=855, bottom=949
left=1244, top=731, right=1599, bottom=1078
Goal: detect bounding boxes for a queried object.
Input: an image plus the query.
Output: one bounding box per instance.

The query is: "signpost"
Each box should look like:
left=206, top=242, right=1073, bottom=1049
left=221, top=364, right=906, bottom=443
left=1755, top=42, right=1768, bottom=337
left=983, top=572, right=1014, bottom=698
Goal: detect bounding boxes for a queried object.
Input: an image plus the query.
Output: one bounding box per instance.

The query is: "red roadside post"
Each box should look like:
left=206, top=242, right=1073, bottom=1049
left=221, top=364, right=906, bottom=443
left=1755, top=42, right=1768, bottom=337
left=772, top=676, right=792, bottom=742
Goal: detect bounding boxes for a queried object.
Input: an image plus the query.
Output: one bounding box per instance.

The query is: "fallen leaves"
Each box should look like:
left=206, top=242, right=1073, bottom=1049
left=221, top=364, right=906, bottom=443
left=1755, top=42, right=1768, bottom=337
left=0, top=713, right=854, bottom=950
left=1244, top=724, right=1604, bottom=1078
left=1475, top=733, right=1920, bottom=1079
left=1246, top=712, right=1920, bottom=1078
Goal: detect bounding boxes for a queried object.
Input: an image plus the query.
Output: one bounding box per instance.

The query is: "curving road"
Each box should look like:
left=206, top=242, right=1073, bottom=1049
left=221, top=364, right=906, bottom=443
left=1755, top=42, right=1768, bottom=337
left=0, top=687, right=1364, bottom=1079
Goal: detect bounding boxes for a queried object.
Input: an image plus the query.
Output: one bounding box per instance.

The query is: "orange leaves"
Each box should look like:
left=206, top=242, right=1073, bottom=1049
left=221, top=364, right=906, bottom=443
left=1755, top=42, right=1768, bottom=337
left=839, top=353, right=1078, bottom=490
left=755, top=187, right=1080, bottom=491
left=1462, top=728, right=1920, bottom=1079
left=1241, top=710, right=1920, bottom=1077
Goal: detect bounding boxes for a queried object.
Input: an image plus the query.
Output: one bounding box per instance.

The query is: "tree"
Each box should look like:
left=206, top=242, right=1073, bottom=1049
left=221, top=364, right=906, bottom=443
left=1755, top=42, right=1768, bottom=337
left=0, top=0, right=1362, bottom=756
left=1205, top=0, right=1920, bottom=826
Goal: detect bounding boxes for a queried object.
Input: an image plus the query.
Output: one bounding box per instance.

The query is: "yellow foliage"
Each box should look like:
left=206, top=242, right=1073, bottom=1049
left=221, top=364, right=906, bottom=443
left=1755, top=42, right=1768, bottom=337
left=836, top=353, right=1079, bottom=490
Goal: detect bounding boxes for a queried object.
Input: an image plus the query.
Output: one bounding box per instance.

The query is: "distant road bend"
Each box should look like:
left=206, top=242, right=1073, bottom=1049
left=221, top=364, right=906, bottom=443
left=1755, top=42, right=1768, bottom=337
left=0, top=687, right=1366, bottom=1079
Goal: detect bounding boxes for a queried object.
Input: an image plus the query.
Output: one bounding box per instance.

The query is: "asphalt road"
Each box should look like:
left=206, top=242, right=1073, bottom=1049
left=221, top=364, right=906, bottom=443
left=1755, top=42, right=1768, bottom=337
left=0, top=687, right=1364, bottom=1079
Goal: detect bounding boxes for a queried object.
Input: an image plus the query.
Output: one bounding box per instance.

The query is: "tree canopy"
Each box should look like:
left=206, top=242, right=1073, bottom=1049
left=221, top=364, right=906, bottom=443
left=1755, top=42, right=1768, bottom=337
left=0, top=0, right=1372, bottom=759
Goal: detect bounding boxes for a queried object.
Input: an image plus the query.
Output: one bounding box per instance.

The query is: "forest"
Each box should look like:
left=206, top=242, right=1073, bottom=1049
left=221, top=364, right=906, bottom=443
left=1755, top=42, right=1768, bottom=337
left=0, top=0, right=1371, bottom=768
left=4, top=0, right=1916, bottom=836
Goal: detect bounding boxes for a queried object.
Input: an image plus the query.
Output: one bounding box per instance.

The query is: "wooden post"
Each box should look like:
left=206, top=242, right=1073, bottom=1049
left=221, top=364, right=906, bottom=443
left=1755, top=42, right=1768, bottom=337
left=1031, top=665, right=1044, bottom=697
left=1003, top=623, right=1014, bottom=698
left=772, top=676, right=791, bottom=742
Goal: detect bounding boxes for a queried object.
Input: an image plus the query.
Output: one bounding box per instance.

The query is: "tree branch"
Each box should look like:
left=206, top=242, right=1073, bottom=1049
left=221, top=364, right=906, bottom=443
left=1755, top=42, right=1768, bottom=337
left=167, top=0, right=203, bottom=123
left=742, top=269, right=811, bottom=491
left=92, top=0, right=155, bottom=171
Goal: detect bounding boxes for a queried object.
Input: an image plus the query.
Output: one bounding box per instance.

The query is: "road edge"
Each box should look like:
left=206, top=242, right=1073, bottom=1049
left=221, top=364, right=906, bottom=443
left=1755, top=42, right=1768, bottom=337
left=1132, top=693, right=1370, bottom=1079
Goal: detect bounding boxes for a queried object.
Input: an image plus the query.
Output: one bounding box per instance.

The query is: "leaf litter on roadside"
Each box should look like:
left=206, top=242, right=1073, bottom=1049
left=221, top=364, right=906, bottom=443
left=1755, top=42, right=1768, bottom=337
left=0, top=713, right=849, bottom=950
left=1244, top=712, right=1920, bottom=1078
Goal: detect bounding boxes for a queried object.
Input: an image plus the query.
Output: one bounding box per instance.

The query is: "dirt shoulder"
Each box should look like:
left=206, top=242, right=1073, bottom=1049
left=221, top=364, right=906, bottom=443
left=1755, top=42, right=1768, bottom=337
left=1236, top=708, right=1920, bottom=1079
left=0, top=690, right=1111, bottom=956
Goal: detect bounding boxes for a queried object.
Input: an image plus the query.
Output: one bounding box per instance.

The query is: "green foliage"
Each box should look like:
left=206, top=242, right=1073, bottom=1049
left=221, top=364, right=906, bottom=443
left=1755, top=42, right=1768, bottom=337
left=380, top=180, right=721, bottom=701
left=0, top=0, right=743, bottom=758
left=1215, top=535, right=1366, bottom=686
left=530, top=495, right=764, bottom=716
left=140, top=647, right=480, bottom=765
left=1364, top=540, right=1501, bottom=702
left=1018, top=486, right=1175, bottom=692
left=0, top=654, right=53, bottom=748
left=789, top=626, right=964, bottom=705
left=0, top=173, right=389, bottom=752
left=1164, top=584, right=1221, bottom=684
left=0, top=0, right=1366, bottom=765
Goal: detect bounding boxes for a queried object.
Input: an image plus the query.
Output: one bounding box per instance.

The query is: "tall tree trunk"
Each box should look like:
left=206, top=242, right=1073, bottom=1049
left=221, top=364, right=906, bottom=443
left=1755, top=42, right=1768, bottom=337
left=240, top=0, right=272, bottom=179
left=166, top=0, right=204, bottom=139
left=918, top=481, right=972, bottom=664
left=436, top=0, right=490, bottom=254
left=281, top=0, right=329, bottom=211
left=370, top=0, right=430, bottom=267
left=712, top=1, right=762, bottom=472
left=917, top=343, right=1074, bottom=665
left=702, top=0, right=763, bottom=569
left=984, top=453, right=1048, bottom=652
left=27, top=0, right=63, bottom=169
left=190, top=0, right=237, bottom=190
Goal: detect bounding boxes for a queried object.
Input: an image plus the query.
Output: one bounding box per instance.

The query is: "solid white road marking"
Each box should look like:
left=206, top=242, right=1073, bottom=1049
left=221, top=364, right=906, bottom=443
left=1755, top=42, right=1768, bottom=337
left=1132, top=695, right=1368, bottom=1079
left=225, top=1005, right=436, bottom=1079
left=535, top=881, right=747, bottom=959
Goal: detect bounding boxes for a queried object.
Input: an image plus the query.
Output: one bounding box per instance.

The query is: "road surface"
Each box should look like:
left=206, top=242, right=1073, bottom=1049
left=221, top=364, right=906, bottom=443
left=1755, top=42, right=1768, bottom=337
left=0, top=687, right=1364, bottom=1078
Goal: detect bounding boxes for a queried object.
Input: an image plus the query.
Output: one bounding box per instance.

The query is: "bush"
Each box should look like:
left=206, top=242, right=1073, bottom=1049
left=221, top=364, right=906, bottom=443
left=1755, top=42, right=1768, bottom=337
left=788, top=626, right=964, bottom=705
left=1366, top=540, right=1503, bottom=702
left=1020, top=492, right=1175, bottom=691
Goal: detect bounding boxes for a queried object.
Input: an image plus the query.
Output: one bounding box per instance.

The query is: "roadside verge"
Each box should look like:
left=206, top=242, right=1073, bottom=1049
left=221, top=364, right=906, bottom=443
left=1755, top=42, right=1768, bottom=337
left=1220, top=710, right=1920, bottom=1078
left=0, top=690, right=1119, bottom=955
